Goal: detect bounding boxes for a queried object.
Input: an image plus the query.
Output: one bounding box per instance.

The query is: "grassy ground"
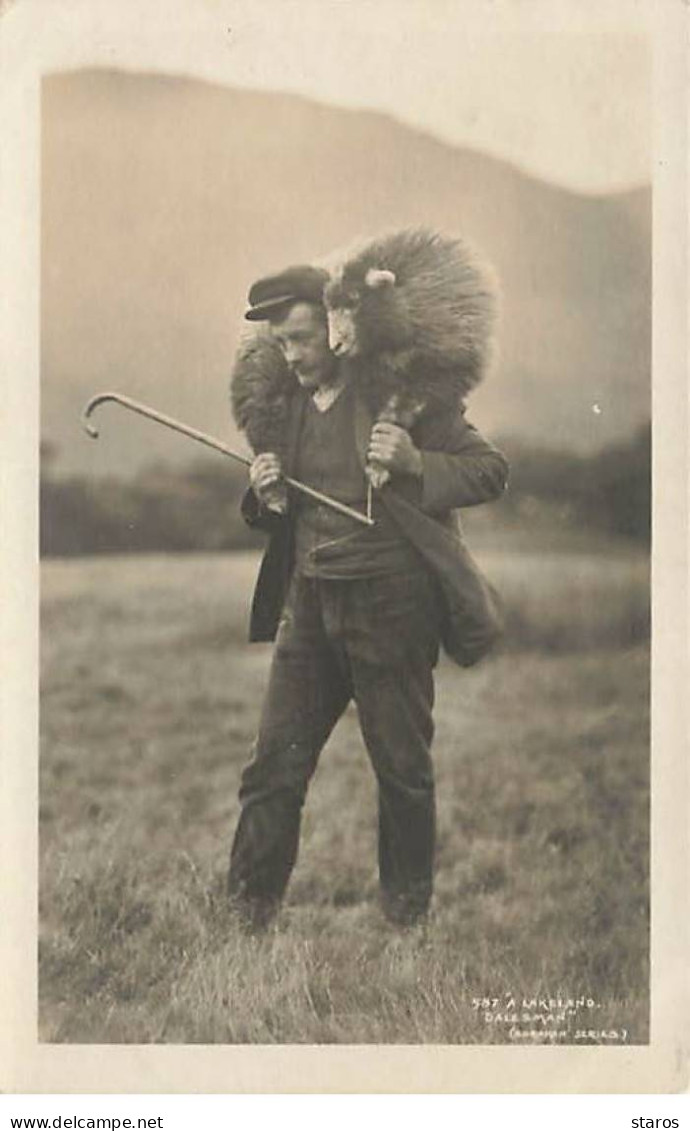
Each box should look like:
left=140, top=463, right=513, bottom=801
left=39, top=543, right=649, bottom=1044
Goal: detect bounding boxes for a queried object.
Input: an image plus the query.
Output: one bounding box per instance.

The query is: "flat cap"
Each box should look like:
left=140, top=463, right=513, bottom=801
left=244, top=264, right=329, bottom=321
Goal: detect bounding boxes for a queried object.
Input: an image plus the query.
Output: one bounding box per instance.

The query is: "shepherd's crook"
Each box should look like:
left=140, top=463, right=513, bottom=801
left=81, top=392, right=375, bottom=527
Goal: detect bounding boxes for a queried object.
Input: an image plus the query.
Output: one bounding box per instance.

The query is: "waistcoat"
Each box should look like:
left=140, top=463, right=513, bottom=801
left=293, top=381, right=420, bottom=579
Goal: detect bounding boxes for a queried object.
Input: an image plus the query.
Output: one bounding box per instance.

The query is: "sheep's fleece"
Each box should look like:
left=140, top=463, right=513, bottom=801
left=230, top=228, right=498, bottom=458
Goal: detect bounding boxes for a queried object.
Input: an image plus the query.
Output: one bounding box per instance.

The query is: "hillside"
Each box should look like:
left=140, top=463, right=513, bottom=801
left=41, top=69, right=650, bottom=475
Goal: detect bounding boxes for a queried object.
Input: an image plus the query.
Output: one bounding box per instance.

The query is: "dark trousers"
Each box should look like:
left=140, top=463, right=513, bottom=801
left=227, top=567, right=442, bottom=925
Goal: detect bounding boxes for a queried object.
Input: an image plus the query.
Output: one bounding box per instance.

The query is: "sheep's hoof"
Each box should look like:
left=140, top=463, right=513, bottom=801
left=367, top=465, right=390, bottom=489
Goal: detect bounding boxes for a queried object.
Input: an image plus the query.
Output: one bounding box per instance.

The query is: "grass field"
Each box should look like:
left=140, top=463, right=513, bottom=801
left=39, top=541, right=650, bottom=1045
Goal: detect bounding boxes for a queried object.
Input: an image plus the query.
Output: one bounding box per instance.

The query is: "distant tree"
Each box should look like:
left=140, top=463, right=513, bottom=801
left=495, top=422, right=650, bottom=544
left=39, top=425, right=651, bottom=557
left=591, top=423, right=650, bottom=541
left=40, top=452, right=262, bottom=557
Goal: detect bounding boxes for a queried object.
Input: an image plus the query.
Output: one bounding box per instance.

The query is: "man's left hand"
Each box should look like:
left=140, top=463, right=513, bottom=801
left=368, top=423, right=423, bottom=478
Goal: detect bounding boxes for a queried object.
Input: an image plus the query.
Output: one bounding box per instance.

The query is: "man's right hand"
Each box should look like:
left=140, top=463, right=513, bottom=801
left=249, top=452, right=287, bottom=513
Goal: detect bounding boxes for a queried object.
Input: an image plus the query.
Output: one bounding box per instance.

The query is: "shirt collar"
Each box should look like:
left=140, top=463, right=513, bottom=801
left=310, top=372, right=349, bottom=414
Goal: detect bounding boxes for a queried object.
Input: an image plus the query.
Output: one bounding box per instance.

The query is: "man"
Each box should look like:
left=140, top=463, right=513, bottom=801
left=227, top=265, right=508, bottom=930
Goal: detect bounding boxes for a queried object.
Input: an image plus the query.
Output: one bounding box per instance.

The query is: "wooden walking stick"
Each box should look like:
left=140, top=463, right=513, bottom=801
left=81, top=392, right=375, bottom=527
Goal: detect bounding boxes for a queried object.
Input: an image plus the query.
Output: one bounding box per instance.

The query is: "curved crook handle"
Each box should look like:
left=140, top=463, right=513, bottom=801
left=80, top=392, right=244, bottom=459
left=81, top=391, right=130, bottom=438
left=80, top=390, right=375, bottom=527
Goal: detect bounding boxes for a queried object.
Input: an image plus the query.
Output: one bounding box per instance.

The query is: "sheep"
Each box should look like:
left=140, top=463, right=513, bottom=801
left=230, top=228, right=497, bottom=488
left=323, top=228, right=498, bottom=485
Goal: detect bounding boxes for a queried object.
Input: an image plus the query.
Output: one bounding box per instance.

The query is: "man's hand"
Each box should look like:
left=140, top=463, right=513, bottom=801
left=249, top=452, right=287, bottom=513
left=368, top=423, right=423, bottom=479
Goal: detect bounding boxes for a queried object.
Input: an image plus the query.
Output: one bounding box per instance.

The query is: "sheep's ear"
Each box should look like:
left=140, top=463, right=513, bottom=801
left=365, top=268, right=396, bottom=290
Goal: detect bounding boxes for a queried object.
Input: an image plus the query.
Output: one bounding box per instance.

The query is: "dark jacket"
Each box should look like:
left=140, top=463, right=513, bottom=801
left=241, top=386, right=508, bottom=666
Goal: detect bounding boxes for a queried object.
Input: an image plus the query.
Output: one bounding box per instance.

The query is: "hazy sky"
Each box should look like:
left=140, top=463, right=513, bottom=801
left=9, top=0, right=651, bottom=194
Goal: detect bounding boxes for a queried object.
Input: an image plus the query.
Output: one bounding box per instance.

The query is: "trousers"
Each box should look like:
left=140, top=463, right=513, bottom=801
left=227, top=566, right=443, bottom=925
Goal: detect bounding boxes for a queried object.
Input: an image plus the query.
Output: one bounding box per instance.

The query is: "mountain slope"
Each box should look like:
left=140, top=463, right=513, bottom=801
left=41, top=69, right=650, bottom=474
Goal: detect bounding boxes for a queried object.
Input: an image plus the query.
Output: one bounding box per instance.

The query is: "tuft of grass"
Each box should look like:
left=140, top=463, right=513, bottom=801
left=40, top=547, right=649, bottom=1044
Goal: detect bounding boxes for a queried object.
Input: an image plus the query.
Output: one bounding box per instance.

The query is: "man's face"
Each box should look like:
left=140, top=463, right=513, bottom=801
left=269, top=301, right=336, bottom=390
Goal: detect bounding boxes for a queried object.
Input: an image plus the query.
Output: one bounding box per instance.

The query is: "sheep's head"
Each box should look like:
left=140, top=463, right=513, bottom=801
left=324, top=266, right=397, bottom=358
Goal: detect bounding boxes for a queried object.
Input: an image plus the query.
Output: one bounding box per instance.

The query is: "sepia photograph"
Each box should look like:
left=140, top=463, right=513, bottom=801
left=37, top=6, right=652, bottom=1048
left=2, top=0, right=687, bottom=1097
